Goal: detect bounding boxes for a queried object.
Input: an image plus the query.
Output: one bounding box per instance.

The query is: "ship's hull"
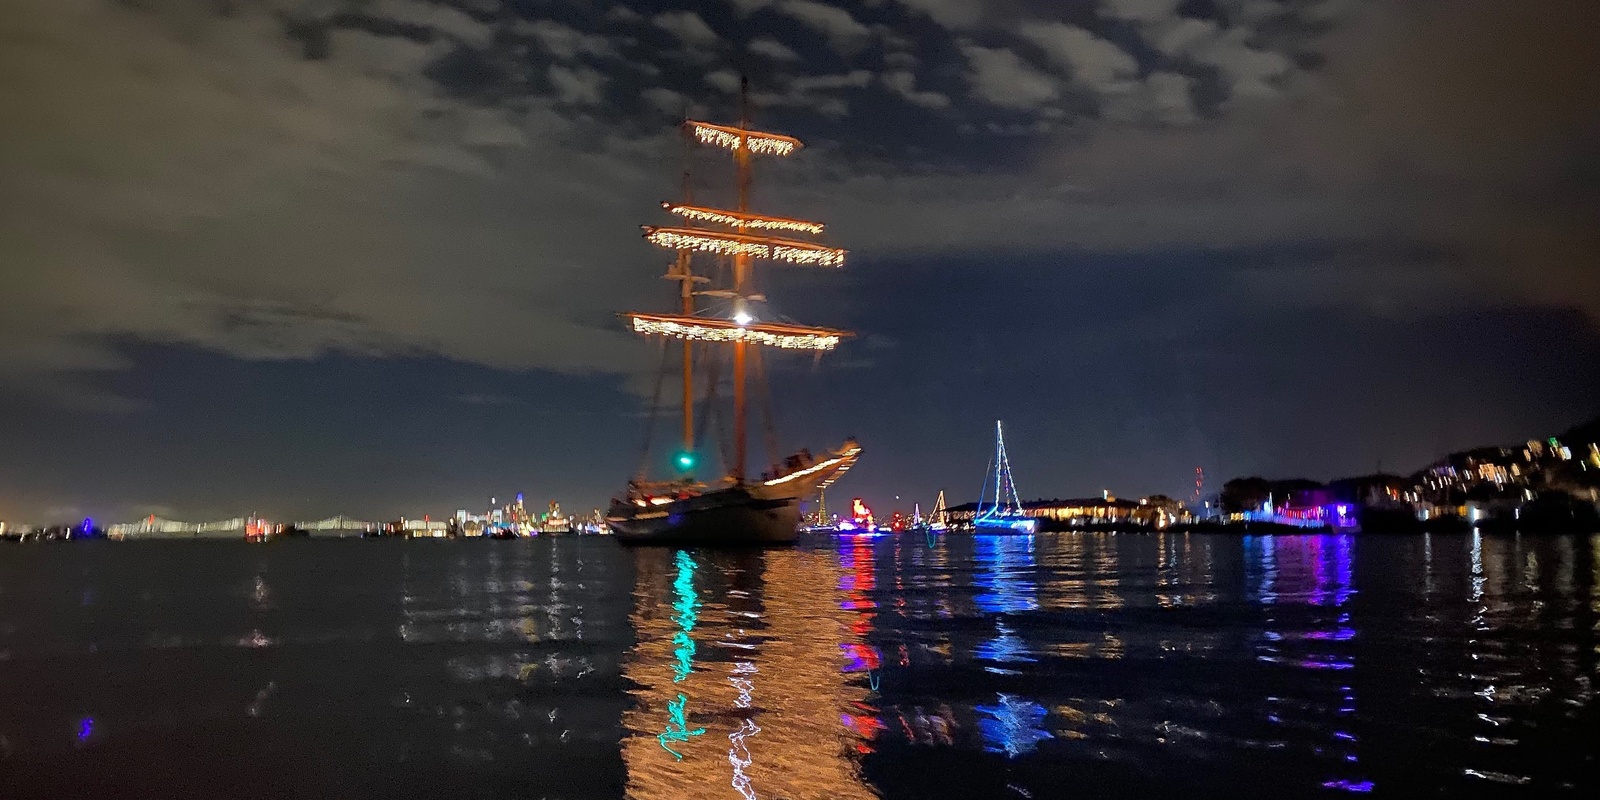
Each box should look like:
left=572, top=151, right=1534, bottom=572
left=607, top=486, right=801, bottom=546
left=972, top=515, right=1039, bottom=534
left=607, top=440, right=860, bottom=547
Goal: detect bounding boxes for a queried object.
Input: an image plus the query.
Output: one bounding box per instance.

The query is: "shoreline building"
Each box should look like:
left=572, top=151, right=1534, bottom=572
left=946, top=495, right=1190, bottom=530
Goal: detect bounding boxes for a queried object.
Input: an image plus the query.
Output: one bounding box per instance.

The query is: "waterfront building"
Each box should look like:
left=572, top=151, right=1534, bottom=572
left=293, top=516, right=376, bottom=536
left=945, top=495, right=1191, bottom=530
left=107, top=516, right=260, bottom=539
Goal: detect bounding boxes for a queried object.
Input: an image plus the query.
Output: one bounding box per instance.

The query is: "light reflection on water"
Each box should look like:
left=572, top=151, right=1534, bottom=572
left=0, top=532, right=1596, bottom=798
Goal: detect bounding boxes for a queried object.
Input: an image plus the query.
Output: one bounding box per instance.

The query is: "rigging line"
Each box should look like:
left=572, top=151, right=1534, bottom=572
left=996, top=422, right=1021, bottom=512
left=698, top=343, right=734, bottom=475
left=1007, top=431, right=1021, bottom=509
left=752, top=346, right=780, bottom=473
left=635, top=337, right=672, bottom=480
left=977, top=455, right=994, bottom=520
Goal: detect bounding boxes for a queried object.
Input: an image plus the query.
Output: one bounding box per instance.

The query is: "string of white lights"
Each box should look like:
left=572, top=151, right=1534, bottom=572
left=663, top=204, right=824, bottom=235
left=644, top=227, right=846, bottom=267
left=630, top=317, right=842, bottom=351
left=688, top=122, right=801, bottom=156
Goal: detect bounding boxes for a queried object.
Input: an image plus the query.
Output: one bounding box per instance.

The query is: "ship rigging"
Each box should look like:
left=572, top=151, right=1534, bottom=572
left=606, top=79, right=860, bottom=545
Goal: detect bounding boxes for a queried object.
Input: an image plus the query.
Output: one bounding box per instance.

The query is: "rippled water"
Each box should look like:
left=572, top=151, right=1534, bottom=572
left=1, top=532, right=1596, bottom=798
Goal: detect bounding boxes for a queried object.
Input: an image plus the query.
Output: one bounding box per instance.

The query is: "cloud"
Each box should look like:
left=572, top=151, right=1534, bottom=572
left=513, top=19, right=621, bottom=60
left=1141, top=16, right=1216, bottom=56
left=959, top=44, right=1059, bottom=110
left=748, top=37, right=801, bottom=62
left=1141, top=18, right=1294, bottom=103
left=1099, top=3, right=1300, bottom=105
left=774, top=1, right=871, bottom=55
left=727, top=0, right=776, bottom=15
left=547, top=64, right=608, bottom=104
left=641, top=86, right=688, bottom=114
left=1016, top=21, right=1139, bottom=94
left=368, top=0, right=494, bottom=48
left=0, top=0, right=650, bottom=403
left=705, top=69, right=741, bottom=94
left=651, top=10, right=720, bottom=49
left=884, top=51, right=918, bottom=70
left=1100, top=71, right=1196, bottom=125
left=790, top=70, right=874, bottom=92
left=3, top=0, right=1596, bottom=416
left=1099, top=0, right=1183, bottom=23
left=753, top=69, right=874, bottom=117
left=606, top=5, right=645, bottom=24
left=895, top=0, right=985, bottom=30
left=1213, top=0, right=1293, bottom=27
left=882, top=70, right=951, bottom=109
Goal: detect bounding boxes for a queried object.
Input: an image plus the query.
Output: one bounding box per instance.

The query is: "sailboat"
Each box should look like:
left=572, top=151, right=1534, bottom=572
left=972, top=421, right=1038, bottom=534
left=907, top=489, right=949, bottom=532
left=929, top=489, right=949, bottom=531
left=606, top=81, right=860, bottom=546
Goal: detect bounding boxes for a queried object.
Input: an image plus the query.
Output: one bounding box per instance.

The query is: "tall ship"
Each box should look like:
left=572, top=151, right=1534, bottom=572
left=607, top=81, right=860, bottom=545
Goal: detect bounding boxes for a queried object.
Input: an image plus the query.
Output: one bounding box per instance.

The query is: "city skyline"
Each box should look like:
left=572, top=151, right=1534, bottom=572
left=4, top=0, right=1599, bottom=522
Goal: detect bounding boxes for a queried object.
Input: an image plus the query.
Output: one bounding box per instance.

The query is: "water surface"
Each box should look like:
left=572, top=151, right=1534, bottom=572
left=1, top=532, right=1595, bottom=798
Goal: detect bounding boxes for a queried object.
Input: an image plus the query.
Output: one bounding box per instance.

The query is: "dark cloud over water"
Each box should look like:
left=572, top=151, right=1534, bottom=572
left=1, top=0, right=1596, bottom=520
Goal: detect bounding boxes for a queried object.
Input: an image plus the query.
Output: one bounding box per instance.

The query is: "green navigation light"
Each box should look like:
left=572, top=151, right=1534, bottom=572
left=675, top=450, right=697, bottom=471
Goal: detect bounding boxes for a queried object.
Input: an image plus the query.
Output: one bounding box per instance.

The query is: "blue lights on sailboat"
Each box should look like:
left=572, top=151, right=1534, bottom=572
left=973, top=421, right=1037, bottom=533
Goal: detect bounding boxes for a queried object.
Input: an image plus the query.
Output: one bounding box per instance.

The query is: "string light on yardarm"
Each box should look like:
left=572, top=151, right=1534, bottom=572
left=662, top=203, right=825, bottom=235
left=686, top=121, right=802, bottom=157
left=631, top=316, right=842, bottom=351
left=643, top=227, right=846, bottom=267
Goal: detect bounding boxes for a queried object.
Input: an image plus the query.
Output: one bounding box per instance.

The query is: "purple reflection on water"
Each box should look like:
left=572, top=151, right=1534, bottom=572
left=1304, top=629, right=1357, bottom=641
left=1322, top=779, right=1374, bottom=792
left=1298, top=658, right=1354, bottom=670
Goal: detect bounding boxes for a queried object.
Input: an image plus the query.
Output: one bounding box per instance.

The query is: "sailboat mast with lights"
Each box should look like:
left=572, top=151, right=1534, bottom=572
left=608, top=79, right=860, bottom=545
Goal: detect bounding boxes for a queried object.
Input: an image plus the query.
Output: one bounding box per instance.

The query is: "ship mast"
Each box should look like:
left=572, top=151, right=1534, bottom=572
left=626, top=77, right=851, bottom=486
left=670, top=166, right=700, bottom=462
left=733, top=77, right=752, bottom=481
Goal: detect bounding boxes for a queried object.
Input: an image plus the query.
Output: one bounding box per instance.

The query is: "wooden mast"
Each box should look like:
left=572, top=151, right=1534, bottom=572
left=626, top=84, right=851, bottom=489
left=677, top=168, right=694, bottom=462
left=732, top=76, right=752, bottom=483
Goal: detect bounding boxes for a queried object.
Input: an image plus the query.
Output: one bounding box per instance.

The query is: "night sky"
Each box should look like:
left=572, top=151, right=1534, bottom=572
left=3, top=0, right=1598, bottom=523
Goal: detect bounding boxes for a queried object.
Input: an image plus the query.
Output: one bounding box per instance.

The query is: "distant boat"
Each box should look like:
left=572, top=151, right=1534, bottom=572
left=972, top=421, right=1037, bottom=534
left=908, top=490, right=950, bottom=533
left=606, top=79, right=858, bottom=546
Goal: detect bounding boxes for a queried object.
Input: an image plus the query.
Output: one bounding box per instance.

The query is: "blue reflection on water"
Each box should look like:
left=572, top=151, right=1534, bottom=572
left=976, top=694, right=1052, bottom=757
left=975, top=620, right=1036, bottom=667
left=658, top=551, right=705, bottom=760
left=973, top=535, right=1038, bottom=614
left=975, top=536, right=1039, bottom=671
left=971, top=537, right=1047, bottom=755
left=658, top=692, right=705, bottom=760
left=671, top=551, right=698, bottom=684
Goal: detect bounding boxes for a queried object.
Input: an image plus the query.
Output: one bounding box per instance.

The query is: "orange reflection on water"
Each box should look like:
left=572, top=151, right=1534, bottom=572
left=622, top=548, right=878, bottom=800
